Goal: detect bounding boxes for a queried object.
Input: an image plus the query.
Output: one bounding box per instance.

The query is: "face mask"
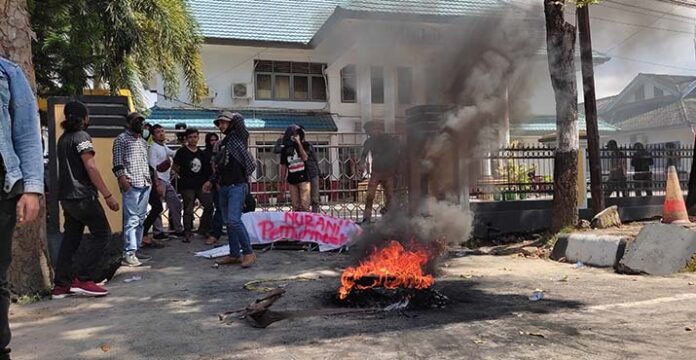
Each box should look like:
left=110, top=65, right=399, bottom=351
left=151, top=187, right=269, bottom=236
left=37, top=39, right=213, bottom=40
left=142, top=130, right=150, bottom=140
left=131, top=122, right=144, bottom=134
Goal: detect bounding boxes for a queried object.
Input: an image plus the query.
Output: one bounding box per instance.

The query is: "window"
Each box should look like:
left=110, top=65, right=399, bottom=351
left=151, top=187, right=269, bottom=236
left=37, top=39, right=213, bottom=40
left=274, top=75, right=290, bottom=99
left=634, top=85, right=645, bottom=101
left=341, top=65, right=357, bottom=103
left=397, top=67, right=413, bottom=104
left=371, top=66, right=384, bottom=104
left=256, top=74, right=272, bottom=100
left=654, top=87, right=664, bottom=98
left=254, top=60, right=327, bottom=101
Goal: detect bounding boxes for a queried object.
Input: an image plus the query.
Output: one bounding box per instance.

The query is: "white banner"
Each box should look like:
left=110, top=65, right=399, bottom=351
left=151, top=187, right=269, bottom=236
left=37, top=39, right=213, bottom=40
left=194, top=212, right=361, bottom=258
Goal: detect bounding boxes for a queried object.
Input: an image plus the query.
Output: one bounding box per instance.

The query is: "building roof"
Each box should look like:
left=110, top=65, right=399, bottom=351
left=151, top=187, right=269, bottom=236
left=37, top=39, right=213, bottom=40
left=146, top=107, right=338, bottom=132
left=613, top=98, right=696, bottom=132
left=511, top=114, right=619, bottom=136
left=188, top=0, right=512, bottom=45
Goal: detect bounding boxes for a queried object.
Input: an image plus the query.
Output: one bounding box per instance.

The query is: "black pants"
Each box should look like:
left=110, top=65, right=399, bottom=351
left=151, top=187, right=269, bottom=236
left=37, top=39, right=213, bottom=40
left=0, top=197, right=18, bottom=359
left=181, top=188, right=213, bottom=235
left=54, top=198, right=112, bottom=287
left=143, top=188, right=163, bottom=235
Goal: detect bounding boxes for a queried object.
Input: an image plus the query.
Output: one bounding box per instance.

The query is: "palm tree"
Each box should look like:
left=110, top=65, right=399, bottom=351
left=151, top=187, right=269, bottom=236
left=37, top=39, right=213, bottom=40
left=31, top=0, right=207, bottom=110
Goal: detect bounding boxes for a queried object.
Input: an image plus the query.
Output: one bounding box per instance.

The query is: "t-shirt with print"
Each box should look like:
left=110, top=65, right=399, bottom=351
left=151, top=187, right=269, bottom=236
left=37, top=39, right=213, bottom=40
left=174, top=146, right=211, bottom=190
left=57, top=130, right=97, bottom=200
left=148, top=141, right=175, bottom=183
left=280, top=144, right=309, bottom=185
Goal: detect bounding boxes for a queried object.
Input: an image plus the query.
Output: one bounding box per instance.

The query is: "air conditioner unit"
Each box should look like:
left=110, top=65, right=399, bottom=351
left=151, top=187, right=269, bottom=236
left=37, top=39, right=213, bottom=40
left=232, top=83, right=249, bottom=99
left=202, top=87, right=217, bottom=100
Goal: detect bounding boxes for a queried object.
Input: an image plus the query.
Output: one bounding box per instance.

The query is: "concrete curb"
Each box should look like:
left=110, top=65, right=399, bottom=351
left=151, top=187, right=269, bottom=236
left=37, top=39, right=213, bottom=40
left=551, top=233, right=628, bottom=268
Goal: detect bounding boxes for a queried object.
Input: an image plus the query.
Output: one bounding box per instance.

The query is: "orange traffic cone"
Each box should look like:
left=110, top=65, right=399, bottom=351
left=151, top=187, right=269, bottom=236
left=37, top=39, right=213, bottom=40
left=662, top=165, right=690, bottom=224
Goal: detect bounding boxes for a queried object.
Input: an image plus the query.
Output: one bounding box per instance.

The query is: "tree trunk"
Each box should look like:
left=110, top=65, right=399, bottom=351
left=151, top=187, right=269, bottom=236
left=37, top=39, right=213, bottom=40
left=0, top=0, right=54, bottom=295
left=545, top=0, right=579, bottom=232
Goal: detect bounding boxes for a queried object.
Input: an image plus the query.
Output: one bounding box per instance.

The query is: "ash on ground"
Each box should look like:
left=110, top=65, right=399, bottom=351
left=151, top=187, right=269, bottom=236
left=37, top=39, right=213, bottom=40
left=329, top=287, right=450, bottom=310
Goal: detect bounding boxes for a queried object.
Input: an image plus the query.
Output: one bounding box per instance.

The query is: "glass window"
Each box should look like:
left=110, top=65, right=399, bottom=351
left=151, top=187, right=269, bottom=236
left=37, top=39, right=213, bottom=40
left=371, top=66, right=384, bottom=104
left=274, top=75, right=290, bottom=99
left=397, top=67, right=413, bottom=104
left=341, top=65, right=357, bottom=103
left=256, top=74, right=272, bottom=100
left=654, top=87, right=664, bottom=97
left=254, top=60, right=327, bottom=101
left=311, top=76, right=327, bottom=101
left=294, top=76, right=308, bottom=100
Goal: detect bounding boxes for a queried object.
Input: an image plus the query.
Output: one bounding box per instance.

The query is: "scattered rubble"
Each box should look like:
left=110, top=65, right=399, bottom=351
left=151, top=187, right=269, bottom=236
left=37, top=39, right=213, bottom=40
left=591, top=206, right=622, bottom=229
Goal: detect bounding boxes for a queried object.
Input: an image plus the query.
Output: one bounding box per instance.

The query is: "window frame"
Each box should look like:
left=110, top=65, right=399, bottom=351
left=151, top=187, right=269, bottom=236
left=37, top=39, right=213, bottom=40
left=254, top=60, right=327, bottom=102
left=397, top=66, right=413, bottom=105
left=341, top=65, right=357, bottom=103
left=371, top=66, right=385, bottom=104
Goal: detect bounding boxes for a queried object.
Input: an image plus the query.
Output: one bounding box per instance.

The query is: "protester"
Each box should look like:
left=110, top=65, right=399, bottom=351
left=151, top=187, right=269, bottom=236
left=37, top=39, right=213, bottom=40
left=173, top=128, right=213, bottom=243
left=112, top=112, right=152, bottom=267
left=148, top=124, right=184, bottom=239
left=52, top=101, right=119, bottom=298
left=605, top=140, right=627, bottom=198
left=204, top=112, right=256, bottom=267
left=0, top=56, right=44, bottom=360
left=631, top=142, right=654, bottom=197
left=142, top=165, right=165, bottom=248
left=360, top=120, right=399, bottom=223
left=205, top=132, right=224, bottom=245
left=279, top=125, right=312, bottom=211
left=299, top=125, right=321, bottom=213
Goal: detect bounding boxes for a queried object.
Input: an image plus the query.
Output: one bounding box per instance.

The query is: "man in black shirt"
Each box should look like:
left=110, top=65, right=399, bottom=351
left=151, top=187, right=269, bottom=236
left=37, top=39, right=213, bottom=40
left=204, top=112, right=256, bottom=268
left=173, top=128, right=213, bottom=242
left=53, top=101, right=119, bottom=298
left=360, top=121, right=400, bottom=223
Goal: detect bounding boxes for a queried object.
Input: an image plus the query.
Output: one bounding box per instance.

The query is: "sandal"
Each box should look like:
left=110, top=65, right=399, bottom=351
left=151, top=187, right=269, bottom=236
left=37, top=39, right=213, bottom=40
left=142, top=239, right=165, bottom=249
left=205, top=236, right=219, bottom=245
left=215, top=256, right=241, bottom=265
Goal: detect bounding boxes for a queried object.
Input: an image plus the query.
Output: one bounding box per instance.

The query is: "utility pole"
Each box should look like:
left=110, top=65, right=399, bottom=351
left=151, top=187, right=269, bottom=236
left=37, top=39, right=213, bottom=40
left=577, top=5, right=605, bottom=214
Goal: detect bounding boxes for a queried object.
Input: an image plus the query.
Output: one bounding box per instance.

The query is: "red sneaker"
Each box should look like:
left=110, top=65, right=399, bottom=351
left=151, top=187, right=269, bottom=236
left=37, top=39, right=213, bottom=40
left=51, top=285, right=73, bottom=299
left=70, top=279, right=108, bottom=297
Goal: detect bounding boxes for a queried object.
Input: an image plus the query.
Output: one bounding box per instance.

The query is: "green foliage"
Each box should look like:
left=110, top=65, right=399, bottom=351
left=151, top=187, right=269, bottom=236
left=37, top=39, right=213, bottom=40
left=30, top=0, right=207, bottom=111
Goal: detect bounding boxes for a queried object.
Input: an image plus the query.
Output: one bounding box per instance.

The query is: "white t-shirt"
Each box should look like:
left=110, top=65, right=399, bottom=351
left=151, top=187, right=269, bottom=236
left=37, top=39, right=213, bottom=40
left=149, top=142, right=176, bottom=183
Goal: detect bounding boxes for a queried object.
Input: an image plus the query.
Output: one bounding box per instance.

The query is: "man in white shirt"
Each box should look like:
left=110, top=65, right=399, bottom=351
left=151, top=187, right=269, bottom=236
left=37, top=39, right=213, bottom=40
left=148, top=124, right=184, bottom=238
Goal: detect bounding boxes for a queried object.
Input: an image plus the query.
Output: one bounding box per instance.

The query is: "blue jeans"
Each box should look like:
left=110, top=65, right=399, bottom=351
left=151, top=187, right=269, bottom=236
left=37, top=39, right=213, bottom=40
left=218, top=184, right=252, bottom=256
left=209, top=189, right=224, bottom=239
left=122, top=186, right=151, bottom=252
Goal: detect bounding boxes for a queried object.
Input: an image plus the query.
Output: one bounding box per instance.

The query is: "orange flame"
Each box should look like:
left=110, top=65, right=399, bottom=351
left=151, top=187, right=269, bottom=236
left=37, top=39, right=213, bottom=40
left=338, top=240, right=435, bottom=300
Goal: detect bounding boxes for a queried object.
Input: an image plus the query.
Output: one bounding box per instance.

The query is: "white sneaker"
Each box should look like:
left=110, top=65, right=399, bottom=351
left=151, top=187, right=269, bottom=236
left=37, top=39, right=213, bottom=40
left=121, top=252, right=142, bottom=267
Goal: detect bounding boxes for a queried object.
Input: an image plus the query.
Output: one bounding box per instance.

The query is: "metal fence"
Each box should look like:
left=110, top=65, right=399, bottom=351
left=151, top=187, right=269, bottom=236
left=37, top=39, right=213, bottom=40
left=160, top=138, right=695, bottom=227
left=469, top=143, right=694, bottom=201
left=164, top=132, right=406, bottom=222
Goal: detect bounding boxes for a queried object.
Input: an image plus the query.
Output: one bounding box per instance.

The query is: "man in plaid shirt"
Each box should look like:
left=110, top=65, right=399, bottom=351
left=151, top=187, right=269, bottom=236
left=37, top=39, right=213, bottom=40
left=112, top=112, right=152, bottom=267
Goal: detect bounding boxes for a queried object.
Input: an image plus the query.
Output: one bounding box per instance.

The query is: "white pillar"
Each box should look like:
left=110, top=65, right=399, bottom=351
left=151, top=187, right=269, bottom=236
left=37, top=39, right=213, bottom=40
left=358, top=64, right=372, bottom=127
left=384, top=66, right=397, bottom=133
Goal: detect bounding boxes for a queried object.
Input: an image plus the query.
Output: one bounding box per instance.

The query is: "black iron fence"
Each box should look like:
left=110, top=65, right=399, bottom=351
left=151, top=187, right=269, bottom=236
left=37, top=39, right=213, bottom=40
left=470, top=143, right=694, bottom=201
left=160, top=137, right=694, bottom=226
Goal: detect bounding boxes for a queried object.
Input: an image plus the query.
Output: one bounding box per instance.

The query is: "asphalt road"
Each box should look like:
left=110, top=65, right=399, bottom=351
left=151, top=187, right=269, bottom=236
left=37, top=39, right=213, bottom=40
left=9, top=239, right=696, bottom=360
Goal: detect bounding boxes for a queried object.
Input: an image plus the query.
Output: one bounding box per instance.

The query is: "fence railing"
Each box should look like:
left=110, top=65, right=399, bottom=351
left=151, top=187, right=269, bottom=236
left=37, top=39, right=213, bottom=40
left=469, top=144, right=694, bottom=201
left=161, top=138, right=695, bottom=225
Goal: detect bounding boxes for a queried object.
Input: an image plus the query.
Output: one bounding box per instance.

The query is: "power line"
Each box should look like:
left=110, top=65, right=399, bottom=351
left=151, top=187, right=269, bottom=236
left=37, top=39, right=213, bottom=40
left=650, top=0, right=696, bottom=9
left=591, top=15, right=694, bottom=35
left=610, top=55, right=696, bottom=71
left=603, top=0, right=696, bottom=23
left=603, top=7, right=672, bottom=54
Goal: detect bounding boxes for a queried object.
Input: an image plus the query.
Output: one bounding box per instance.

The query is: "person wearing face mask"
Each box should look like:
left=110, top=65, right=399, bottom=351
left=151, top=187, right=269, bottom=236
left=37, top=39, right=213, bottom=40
left=112, top=112, right=152, bottom=267
left=52, top=101, right=119, bottom=298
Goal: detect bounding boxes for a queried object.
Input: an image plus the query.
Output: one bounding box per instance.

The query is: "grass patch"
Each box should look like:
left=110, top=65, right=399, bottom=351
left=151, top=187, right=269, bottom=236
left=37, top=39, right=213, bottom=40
left=682, top=255, right=696, bottom=273
left=15, top=294, right=44, bottom=305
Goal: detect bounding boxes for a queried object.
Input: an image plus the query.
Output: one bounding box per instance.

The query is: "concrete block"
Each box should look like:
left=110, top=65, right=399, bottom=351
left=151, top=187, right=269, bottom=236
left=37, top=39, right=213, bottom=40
left=552, top=233, right=627, bottom=268
left=618, top=224, right=696, bottom=275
